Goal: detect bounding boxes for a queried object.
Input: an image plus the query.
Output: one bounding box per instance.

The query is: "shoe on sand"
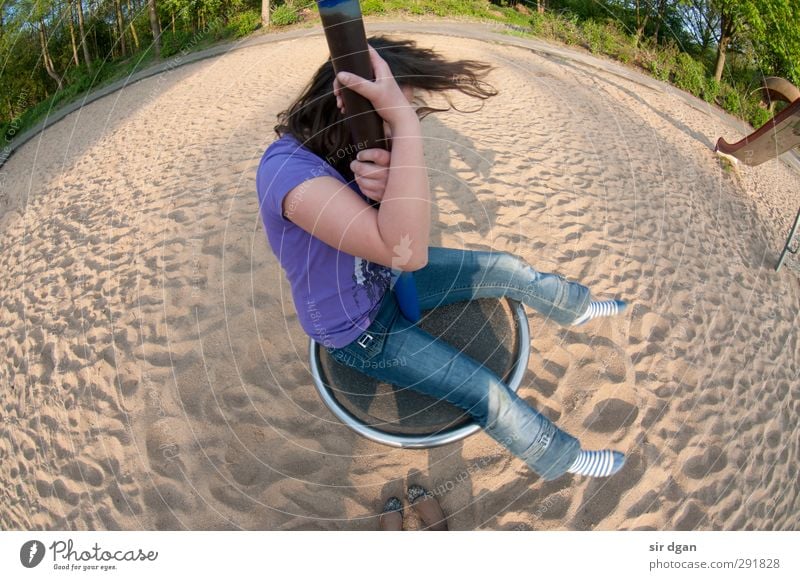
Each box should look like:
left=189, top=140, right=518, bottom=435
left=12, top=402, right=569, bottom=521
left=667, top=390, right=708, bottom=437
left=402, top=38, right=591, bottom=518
left=408, top=484, right=448, bottom=531
left=379, top=496, right=403, bottom=531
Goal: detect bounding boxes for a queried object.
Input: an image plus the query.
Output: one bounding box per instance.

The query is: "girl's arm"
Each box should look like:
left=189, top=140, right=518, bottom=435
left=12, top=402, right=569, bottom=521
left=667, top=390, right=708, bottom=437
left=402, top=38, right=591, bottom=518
left=280, top=46, right=430, bottom=271
left=375, top=110, right=430, bottom=270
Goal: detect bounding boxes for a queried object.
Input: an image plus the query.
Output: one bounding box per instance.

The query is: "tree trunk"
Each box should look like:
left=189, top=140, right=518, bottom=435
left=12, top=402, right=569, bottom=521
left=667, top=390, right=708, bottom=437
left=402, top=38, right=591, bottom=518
left=171, top=12, right=175, bottom=33
left=68, top=1, right=80, bottom=66
left=148, top=0, right=162, bottom=58
left=114, top=0, right=128, bottom=56
left=652, top=0, right=667, bottom=44
left=76, top=0, right=92, bottom=67
left=714, top=14, right=734, bottom=82
left=127, top=0, right=140, bottom=50
left=262, top=1, right=270, bottom=27
left=635, top=1, right=650, bottom=46
left=38, top=18, right=63, bottom=90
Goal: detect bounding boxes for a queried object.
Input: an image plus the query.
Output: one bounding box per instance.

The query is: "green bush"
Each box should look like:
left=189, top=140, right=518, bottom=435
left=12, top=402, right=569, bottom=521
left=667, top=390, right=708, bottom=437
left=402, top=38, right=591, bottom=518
left=749, top=106, right=772, bottom=129
left=272, top=3, right=299, bottom=26
left=537, top=13, right=582, bottom=46
left=225, top=9, right=261, bottom=37
left=672, top=52, right=706, bottom=98
left=639, top=41, right=678, bottom=82
left=745, top=97, right=773, bottom=129
left=720, top=83, right=743, bottom=117
left=63, top=64, right=95, bottom=95
left=703, top=78, right=720, bottom=104
left=582, top=19, right=611, bottom=54
left=160, top=30, right=193, bottom=58
left=361, top=0, right=386, bottom=14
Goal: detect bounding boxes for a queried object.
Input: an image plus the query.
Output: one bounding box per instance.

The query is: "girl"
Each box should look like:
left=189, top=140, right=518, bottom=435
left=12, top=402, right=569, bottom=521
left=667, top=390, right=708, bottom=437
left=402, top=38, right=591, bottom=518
left=256, top=36, right=628, bottom=481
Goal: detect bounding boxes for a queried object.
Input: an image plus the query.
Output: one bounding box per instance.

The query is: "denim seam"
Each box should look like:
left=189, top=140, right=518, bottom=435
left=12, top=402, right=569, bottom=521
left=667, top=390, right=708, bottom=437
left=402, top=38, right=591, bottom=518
left=418, top=282, right=560, bottom=307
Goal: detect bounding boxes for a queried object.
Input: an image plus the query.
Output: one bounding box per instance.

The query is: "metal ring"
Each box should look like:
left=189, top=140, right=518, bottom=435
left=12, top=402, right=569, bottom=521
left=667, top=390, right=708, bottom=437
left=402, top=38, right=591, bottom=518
left=309, top=298, right=531, bottom=449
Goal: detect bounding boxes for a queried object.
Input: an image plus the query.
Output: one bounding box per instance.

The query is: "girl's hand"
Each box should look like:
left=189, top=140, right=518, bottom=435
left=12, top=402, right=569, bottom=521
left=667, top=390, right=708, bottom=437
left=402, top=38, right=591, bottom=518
left=333, top=75, right=346, bottom=115
left=350, top=148, right=391, bottom=202
left=333, top=44, right=415, bottom=126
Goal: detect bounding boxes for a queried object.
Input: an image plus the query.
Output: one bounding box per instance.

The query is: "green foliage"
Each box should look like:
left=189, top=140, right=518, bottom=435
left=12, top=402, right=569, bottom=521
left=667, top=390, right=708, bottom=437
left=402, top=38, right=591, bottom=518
left=703, top=78, right=720, bottom=104
left=2, top=0, right=798, bottom=150
left=361, top=0, right=386, bottom=15
left=639, top=42, right=678, bottom=82
left=718, top=80, right=774, bottom=128
left=672, top=52, right=706, bottom=98
left=720, top=83, right=743, bottom=117
left=531, top=12, right=582, bottom=46
left=582, top=19, right=611, bottom=54
left=748, top=105, right=772, bottom=129
left=160, top=29, right=194, bottom=58
left=224, top=9, right=262, bottom=37
left=272, top=3, right=300, bottom=26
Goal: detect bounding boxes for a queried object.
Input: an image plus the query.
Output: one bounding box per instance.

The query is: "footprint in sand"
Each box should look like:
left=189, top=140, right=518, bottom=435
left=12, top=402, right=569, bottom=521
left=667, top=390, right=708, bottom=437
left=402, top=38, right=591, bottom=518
left=582, top=398, right=639, bottom=433
left=571, top=451, right=646, bottom=529
left=682, top=445, right=727, bottom=480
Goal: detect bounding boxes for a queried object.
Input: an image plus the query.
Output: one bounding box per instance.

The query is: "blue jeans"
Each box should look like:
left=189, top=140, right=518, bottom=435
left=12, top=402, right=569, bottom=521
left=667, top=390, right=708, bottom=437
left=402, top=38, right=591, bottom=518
left=326, top=246, right=592, bottom=481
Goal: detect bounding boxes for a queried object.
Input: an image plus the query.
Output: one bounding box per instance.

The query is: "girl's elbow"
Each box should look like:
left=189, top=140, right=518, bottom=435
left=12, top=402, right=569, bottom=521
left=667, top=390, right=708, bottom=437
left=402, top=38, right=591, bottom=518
left=399, top=251, right=428, bottom=272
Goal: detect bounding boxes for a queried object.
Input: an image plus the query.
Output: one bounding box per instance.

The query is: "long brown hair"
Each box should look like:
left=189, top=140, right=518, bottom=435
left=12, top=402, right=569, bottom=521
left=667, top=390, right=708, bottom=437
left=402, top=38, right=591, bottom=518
left=274, top=35, right=499, bottom=183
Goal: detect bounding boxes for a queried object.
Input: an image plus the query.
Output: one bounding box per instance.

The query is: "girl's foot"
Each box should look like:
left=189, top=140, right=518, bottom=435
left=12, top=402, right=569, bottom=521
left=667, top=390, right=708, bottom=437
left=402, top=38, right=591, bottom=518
left=408, top=484, right=448, bottom=531
left=567, top=450, right=626, bottom=477
left=572, top=299, right=628, bottom=326
left=379, top=496, right=403, bottom=531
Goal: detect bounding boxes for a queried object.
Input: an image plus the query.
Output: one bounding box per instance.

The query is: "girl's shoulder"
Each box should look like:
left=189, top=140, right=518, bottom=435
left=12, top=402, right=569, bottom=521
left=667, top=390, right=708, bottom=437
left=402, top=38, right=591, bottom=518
left=256, top=133, right=342, bottom=221
left=261, top=133, right=325, bottom=167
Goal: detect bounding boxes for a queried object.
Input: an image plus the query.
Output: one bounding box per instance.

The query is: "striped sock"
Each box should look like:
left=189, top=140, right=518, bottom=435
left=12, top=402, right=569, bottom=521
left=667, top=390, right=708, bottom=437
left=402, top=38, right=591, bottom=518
left=572, top=299, right=627, bottom=326
left=567, top=450, right=625, bottom=477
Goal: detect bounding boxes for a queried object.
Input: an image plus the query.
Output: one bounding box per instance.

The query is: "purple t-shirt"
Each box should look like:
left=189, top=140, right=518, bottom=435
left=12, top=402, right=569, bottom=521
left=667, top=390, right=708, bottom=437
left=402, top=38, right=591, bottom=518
left=256, top=133, right=396, bottom=348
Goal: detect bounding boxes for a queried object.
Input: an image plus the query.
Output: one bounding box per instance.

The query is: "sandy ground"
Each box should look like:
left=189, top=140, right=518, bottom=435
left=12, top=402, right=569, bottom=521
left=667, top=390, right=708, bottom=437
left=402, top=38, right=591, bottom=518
left=1, top=29, right=798, bottom=531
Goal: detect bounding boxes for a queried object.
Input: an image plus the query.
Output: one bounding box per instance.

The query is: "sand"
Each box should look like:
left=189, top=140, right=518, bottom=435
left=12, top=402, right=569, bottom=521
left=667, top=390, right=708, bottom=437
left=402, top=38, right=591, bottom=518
left=1, top=26, right=798, bottom=531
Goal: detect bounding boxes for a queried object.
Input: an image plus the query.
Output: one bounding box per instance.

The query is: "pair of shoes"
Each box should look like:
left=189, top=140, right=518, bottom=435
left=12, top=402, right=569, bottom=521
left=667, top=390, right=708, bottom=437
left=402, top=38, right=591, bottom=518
left=407, top=484, right=448, bottom=531
left=379, top=496, right=403, bottom=531
left=378, top=485, right=449, bottom=531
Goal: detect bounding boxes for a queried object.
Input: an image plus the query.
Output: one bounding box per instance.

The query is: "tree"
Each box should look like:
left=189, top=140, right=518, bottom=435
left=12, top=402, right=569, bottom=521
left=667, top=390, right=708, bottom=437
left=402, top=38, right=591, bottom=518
left=114, top=0, right=128, bottom=57
left=126, top=0, right=140, bottom=51
left=148, top=0, right=162, bottom=58
left=679, top=0, right=720, bottom=53
left=708, top=1, right=769, bottom=82
left=66, top=0, right=80, bottom=66
left=75, top=0, right=92, bottom=67
left=262, top=0, right=269, bottom=27
left=38, top=17, right=63, bottom=89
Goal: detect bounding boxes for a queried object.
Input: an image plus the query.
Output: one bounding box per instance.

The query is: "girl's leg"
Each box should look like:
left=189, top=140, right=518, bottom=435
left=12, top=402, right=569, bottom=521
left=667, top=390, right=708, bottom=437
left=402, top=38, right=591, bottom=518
left=328, top=302, right=582, bottom=481
left=411, top=246, right=591, bottom=326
